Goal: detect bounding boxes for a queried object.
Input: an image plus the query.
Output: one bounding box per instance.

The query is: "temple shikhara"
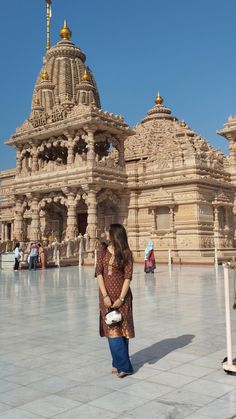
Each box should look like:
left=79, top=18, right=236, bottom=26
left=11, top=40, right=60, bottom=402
left=1, top=2, right=236, bottom=263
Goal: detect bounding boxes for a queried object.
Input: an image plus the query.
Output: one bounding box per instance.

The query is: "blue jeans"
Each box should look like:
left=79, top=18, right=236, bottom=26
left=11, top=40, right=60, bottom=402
left=29, top=256, right=38, bottom=270
left=108, top=337, right=133, bottom=373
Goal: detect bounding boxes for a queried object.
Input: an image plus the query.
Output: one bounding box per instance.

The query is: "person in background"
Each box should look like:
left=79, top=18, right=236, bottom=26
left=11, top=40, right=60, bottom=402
left=144, top=240, right=156, bottom=274
left=38, top=243, right=46, bottom=269
left=29, top=242, right=39, bottom=270
left=14, top=242, right=22, bottom=271
left=95, top=224, right=135, bottom=378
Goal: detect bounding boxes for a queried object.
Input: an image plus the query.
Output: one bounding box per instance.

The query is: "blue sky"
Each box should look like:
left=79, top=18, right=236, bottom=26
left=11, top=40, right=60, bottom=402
left=1, top=0, right=236, bottom=170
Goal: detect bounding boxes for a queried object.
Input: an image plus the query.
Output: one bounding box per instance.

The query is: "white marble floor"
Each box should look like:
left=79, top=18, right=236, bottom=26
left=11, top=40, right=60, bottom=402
left=0, top=264, right=236, bottom=418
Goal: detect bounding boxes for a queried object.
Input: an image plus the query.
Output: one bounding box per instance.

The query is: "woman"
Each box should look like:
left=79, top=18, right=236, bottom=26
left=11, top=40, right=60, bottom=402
left=38, top=243, right=46, bottom=269
left=95, top=224, right=134, bottom=378
left=144, top=240, right=156, bottom=273
left=14, top=242, right=22, bottom=271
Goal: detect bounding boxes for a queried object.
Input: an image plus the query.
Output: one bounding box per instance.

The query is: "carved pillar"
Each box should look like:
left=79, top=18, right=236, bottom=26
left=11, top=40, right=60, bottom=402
left=16, top=149, right=22, bottom=175
left=1, top=223, right=5, bottom=241
left=118, top=142, right=125, bottom=167
left=31, top=197, right=40, bottom=241
left=14, top=199, right=24, bottom=241
left=87, top=130, right=95, bottom=165
left=4, top=224, right=8, bottom=241
left=66, top=192, right=77, bottom=239
left=214, top=207, right=219, bottom=230
left=67, top=143, right=74, bottom=165
left=213, top=206, right=220, bottom=249
left=127, top=191, right=139, bottom=253
left=87, top=189, right=97, bottom=249
left=169, top=207, right=175, bottom=231
left=169, top=206, right=177, bottom=250
left=66, top=133, right=75, bottom=165
left=10, top=222, right=14, bottom=241
left=32, top=146, right=39, bottom=172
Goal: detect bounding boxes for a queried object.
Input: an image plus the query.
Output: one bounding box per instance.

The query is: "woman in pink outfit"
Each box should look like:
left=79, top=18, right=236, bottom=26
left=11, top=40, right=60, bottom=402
left=38, top=243, right=46, bottom=269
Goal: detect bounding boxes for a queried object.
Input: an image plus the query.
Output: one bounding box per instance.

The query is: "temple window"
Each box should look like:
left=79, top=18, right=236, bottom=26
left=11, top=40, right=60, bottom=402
left=94, top=140, right=110, bottom=161
left=74, top=138, right=88, bottom=156
left=38, top=144, right=68, bottom=167
left=218, top=206, right=226, bottom=229
left=156, top=207, right=170, bottom=230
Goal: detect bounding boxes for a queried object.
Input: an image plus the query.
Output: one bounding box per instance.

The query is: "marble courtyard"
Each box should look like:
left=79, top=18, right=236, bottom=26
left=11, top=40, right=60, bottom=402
left=0, top=265, right=236, bottom=418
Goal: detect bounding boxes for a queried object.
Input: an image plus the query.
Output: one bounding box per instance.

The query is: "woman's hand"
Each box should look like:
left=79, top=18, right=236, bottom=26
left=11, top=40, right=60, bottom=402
left=104, top=296, right=112, bottom=308
left=111, top=299, right=123, bottom=309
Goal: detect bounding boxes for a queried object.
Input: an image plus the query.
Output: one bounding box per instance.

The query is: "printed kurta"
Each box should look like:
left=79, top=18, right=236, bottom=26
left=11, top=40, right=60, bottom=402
left=95, top=247, right=135, bottom=339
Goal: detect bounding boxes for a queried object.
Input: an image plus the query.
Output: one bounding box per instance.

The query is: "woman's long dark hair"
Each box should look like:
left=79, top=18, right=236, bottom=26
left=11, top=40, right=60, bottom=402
left=109, top=224, right=133, bottom=270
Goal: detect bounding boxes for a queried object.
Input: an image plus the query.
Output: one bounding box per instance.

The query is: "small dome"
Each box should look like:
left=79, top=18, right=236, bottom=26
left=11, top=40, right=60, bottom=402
left=125, top=94, right=226, bottom=175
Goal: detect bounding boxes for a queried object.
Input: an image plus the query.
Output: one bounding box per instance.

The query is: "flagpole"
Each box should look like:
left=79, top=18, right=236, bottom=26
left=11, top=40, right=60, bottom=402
left=46, top=0, right=52, bottom=51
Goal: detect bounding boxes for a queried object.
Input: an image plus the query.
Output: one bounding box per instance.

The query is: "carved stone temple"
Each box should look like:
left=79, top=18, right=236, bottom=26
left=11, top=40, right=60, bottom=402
left=1, top=20, right=236, bottom=263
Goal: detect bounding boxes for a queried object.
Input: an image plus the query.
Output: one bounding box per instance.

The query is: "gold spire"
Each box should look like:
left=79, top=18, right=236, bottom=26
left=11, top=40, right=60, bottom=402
left=155, top=91, right=163, bottom=106
left=60, top=20, right=72, bottom=40
left=82, top=68, right=90, bottom=82
left=180, top=120, right=186, bottom=128
left=46, top=0, right=52, bottom=51
left=41, top=68, right=49, bottom=81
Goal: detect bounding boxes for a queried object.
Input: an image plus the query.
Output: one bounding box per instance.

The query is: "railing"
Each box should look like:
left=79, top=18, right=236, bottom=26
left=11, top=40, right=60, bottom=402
left=0, top=235, right=95, bottom=268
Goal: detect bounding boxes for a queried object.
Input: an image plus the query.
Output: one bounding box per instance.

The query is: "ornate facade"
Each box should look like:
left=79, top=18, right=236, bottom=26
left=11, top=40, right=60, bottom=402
left=0, top=21, right=236, bottom=263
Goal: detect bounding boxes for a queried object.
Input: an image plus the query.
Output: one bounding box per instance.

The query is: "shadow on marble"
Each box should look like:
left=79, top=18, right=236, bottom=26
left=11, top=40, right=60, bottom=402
left=131, top=334, right=195, bottom=372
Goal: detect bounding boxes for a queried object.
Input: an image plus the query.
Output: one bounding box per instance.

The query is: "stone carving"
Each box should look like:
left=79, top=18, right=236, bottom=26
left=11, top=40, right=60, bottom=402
left=97, top=189, right=120, bottom=206
left=1, top=25, right=236, bottom=263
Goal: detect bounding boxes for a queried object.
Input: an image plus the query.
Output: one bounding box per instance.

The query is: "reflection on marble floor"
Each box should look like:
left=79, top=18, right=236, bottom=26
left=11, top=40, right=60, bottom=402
left=0, top=264, right=236, bottom=418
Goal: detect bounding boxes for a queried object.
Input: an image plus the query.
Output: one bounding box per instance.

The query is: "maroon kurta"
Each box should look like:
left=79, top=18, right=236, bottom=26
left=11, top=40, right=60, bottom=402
left=95, top=247, right=135, bottom=339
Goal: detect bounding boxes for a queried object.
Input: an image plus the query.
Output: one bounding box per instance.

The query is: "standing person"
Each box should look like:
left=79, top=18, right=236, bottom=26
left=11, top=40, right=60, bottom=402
left=29, top=242, right=39, bottom=270
left=144, top=240, right=156, bottom=273
left=13, top=242, right=22, bottom=271
left=95, top=224, right=135, bottom=378
left=38, top=243, right=46, bottom=269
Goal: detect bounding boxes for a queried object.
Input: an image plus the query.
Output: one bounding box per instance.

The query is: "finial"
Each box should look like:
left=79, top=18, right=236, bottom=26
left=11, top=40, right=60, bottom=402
left=91, top=98, right=96, bottom=106
left=82, top=68, right=90, bottom=82
left=180, top=120, right=186, bottom=128
left=41, top=68, right=49, bottom=81
left=60, top=20, right=72, bottom=40
left=155, top=91, right=163, bottom=106
left=34, top=96, right=40, bottom=106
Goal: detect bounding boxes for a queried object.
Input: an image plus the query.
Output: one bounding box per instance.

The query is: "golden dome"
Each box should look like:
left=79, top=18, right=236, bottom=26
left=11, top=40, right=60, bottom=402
left=180, top=120, right=186, bottom=128
left=60, top=20, right=72, bottom=41
left=155, top=91, right=163, bottom=106
left=82, top=68, right=90, bottom=82
left=41, top=68, right=49, bottom=81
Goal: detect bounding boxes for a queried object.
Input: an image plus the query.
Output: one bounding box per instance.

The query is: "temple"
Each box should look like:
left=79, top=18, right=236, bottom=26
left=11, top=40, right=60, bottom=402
left=0, top=15, right=236, bottom=263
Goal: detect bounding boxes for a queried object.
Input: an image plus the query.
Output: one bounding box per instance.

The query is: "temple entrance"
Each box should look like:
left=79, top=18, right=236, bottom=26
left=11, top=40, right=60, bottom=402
left=42, top=202, right=67, bottom=242
left=77, top=213, right=87, bottom=235
left=76, top=199, right=88, bottom=236
left=48, top=217, right=63, bottom=242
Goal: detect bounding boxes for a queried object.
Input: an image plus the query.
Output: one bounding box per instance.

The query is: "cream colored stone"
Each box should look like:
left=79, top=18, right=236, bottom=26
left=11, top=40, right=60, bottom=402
left=0, top=25, right=235, bottom=264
